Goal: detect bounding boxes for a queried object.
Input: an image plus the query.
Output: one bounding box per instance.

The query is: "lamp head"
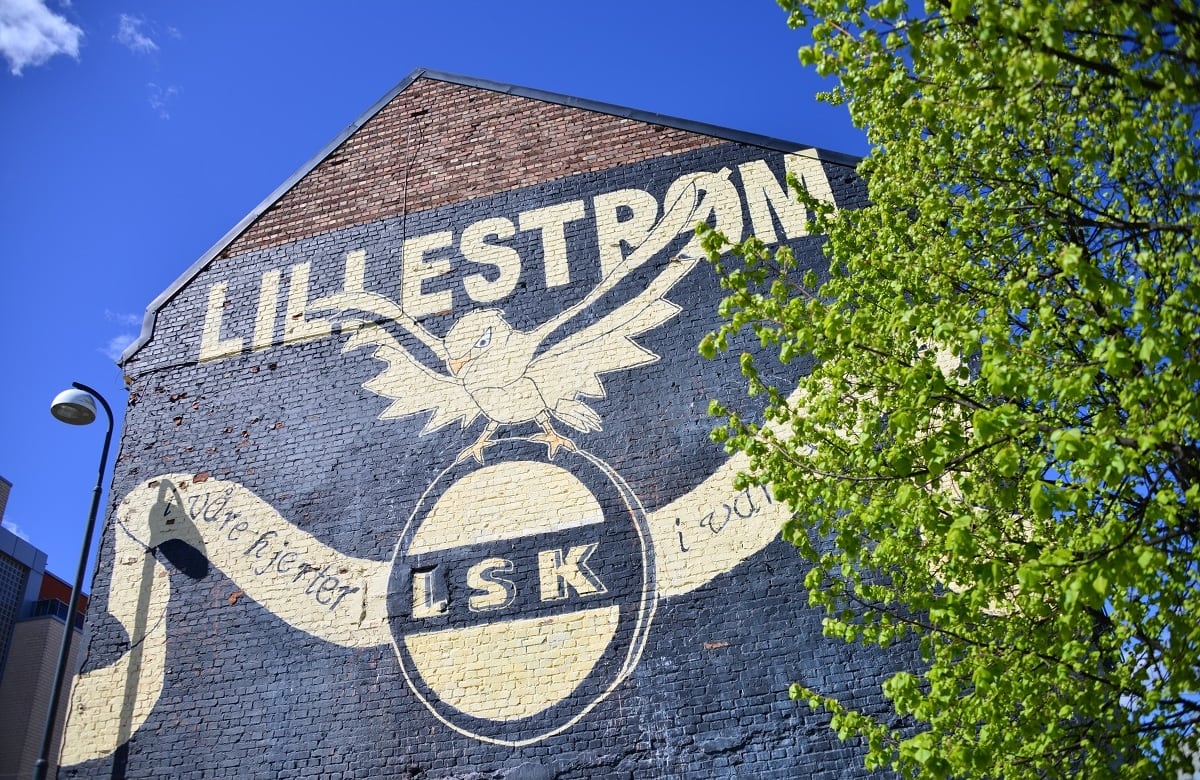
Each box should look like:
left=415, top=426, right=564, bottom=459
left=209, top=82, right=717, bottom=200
left=51, top=388, right=97, bottom=426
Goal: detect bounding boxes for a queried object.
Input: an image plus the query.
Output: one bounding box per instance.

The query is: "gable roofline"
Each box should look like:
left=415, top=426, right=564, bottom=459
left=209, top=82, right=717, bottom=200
left=119, top=67, right=862, bottom=368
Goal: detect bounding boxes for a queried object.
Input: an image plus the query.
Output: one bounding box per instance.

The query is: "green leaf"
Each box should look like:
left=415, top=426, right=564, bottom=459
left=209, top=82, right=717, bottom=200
left=1030, top=483, right=1052, bottom=519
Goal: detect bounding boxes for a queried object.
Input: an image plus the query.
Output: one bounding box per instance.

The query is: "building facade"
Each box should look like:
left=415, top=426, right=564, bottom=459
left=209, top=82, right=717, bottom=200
left=0, top=479, right=89, bottom=779
left=61, top=71, right=908, bottom=778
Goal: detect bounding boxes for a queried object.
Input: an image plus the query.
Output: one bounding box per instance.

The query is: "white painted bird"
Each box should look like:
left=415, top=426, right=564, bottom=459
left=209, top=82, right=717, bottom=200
left=319, top=191, right=701, bottom=464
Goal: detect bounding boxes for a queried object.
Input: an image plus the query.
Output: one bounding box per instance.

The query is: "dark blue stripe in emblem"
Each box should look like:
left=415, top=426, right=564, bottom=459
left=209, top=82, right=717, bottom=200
left=391, top=525, right=640, bottom=630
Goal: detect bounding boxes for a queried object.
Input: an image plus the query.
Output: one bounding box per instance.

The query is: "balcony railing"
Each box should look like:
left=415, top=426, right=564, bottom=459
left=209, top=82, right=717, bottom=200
left=29, top=598, right=85, bottom=630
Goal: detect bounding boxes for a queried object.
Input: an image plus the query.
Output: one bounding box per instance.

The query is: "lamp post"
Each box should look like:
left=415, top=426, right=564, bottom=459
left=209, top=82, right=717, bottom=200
left=35, top=383, right=114, bottom=780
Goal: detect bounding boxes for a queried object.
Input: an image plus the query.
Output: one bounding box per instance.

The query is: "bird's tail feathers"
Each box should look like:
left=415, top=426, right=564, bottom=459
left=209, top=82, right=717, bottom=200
left=551, top=400, right=602, bottom=433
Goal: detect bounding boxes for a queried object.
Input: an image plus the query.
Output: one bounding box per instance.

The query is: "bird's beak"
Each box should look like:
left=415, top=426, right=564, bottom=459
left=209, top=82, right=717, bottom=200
left=448, top=356, right=470, bottom=376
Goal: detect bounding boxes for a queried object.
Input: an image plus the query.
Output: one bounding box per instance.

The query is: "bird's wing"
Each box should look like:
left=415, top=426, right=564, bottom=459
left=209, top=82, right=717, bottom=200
left=343, top=324, right=480, bottom=434
left=527, top=257, right=700, bottom=406
left=316, top=290, right=446, bottom=360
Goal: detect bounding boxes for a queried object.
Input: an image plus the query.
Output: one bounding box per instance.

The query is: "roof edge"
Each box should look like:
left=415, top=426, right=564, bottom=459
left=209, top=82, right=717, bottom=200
left=119, top=69, right=427, bottom=368
left=417, top=69, right=863, bottom=166
left=120, top=67, right=862, bottom=368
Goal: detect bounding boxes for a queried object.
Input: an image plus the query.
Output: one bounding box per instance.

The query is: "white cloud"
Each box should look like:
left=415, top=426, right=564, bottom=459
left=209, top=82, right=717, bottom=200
left=147, top=81, right=178, bottom=119
left=102, top=332, right=136, bottom=362
left=113, top=17, right=181, bottom=117
left=105, top=309, right=141, bottom=327
left=2, top=519, right=31, bottom=542
left=115, top=13, right=155, bottom=53
left=0, top=0, right=84, bottom=75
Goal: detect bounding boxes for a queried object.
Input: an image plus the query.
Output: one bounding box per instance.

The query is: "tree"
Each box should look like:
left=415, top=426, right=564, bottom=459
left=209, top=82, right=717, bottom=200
left=698, top=0, right=1200, bottom=776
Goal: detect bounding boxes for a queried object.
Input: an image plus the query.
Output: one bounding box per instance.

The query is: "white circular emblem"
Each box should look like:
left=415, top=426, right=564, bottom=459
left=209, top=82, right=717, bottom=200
left=387, top=438, right=657, bottom=745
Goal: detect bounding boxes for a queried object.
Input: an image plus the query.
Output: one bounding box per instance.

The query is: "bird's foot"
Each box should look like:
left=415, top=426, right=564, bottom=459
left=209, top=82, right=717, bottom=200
left=455, top=438, right=496, bottom=465
left=530, top=430, right=577, bottom=460
left=456, top=423, right=499, bottom=465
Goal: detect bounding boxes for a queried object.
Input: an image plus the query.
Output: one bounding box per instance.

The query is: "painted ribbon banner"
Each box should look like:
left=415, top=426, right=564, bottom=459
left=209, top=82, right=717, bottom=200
left=61, top=430, right=793, bottom=766
left=60, top=475, right=390, bottom=766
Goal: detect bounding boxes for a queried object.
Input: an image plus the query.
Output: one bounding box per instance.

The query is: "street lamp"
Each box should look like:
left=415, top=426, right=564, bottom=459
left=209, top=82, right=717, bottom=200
left=35, top=383, right=114, bottom=780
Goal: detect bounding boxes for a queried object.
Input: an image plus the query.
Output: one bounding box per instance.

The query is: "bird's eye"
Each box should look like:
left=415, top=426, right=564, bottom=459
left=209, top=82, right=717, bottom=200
left=474, top=328, right=492, bottom=349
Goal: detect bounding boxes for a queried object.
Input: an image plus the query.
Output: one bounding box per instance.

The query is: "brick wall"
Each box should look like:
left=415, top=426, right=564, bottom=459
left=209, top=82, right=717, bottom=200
left=0, top=616, right=85, bottom=778
left=217, top=78, right=723, bottom=260
left=65, top=74, right=908, bottom=779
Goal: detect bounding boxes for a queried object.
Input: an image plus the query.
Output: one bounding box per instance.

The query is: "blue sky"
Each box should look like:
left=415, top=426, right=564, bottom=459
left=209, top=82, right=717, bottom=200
left=0, top=0, right=866, bottom=587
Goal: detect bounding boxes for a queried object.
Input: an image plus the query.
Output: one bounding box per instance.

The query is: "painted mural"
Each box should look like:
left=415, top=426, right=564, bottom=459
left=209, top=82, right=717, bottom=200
left=63, top=79, right=898, bottom=778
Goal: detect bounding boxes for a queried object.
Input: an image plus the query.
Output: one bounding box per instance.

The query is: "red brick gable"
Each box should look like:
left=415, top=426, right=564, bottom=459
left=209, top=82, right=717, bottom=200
left=218, top=77, right=722, bottom=259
